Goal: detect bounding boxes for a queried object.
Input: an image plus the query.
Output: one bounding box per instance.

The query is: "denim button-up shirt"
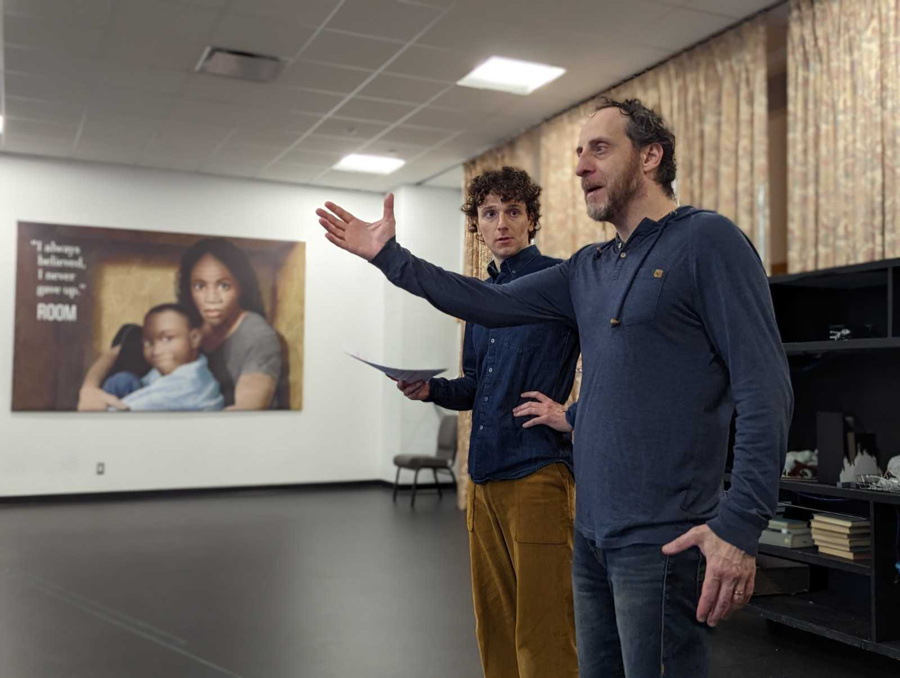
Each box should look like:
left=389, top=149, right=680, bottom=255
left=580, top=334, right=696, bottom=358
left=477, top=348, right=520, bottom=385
left=426, top=245, right=580, bottom=483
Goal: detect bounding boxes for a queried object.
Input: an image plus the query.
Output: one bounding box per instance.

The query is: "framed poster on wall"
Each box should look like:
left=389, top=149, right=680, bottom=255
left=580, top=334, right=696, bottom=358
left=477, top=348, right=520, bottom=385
left=12, top=222, right=305, bottom=412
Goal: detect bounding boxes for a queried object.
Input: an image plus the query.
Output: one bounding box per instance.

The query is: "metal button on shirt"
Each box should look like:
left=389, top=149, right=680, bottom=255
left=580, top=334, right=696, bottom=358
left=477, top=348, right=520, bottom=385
left=620, top=251, right=627, bottom=259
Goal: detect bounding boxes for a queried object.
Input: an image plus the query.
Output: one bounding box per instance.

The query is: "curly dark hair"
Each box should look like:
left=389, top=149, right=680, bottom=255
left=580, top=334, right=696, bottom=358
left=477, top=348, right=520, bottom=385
left=461, top=166, right=542, bottom=242
left=176, top=238, right=267, bottom=319
left=594, top=97, right=677, bottom=199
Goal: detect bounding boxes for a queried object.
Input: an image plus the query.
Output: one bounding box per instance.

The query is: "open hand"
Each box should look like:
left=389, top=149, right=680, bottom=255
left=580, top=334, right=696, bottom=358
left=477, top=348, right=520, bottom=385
left=512, top=391, right=572, bottom=432
left=316, top=193, right=396, bottom=261
left=662, top=524, right=756, bottom=627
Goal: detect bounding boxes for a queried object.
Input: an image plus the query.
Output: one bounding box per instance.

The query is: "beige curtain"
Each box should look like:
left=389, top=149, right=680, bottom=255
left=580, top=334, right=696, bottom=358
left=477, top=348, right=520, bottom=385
left=787, top=0, right=900, bottom=271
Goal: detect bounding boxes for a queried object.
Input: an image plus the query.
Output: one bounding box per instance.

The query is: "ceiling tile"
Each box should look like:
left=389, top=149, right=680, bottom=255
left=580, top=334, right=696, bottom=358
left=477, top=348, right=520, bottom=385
left=280, top=148, right=344, bottom=167
left=206, top=141, right=285, bottom=165
left=3, top=46, right=87, bottom=79
left=422, top=163, right=464, bottom=189
left=168, top=99, right=250, bottom=127
left=271, top=88, right=345, bottom=115
left=82, top=63, right=188, bottom=95
left=73, top=143, right=145, bottom=165
left=210, top=14, right=317, bottom=58
left=5, top=72, right=91, bottom=104
left=385, top=44, right=480, bottom=82
left=229, top=128, right=302, bottom=146
left=2, top=118, right=80, bottom=141
left=4, top=97, right=85, bottom=125
left=183, top=74, right=272, bottom=106
left=315, top=118, right=387, bottom=138
left=202, top=161, right=269, bottom=178
left=154, top=120, right=234, bottom=147
left=3, top=0, right=114, bottom=28
left=238, top=109, right=320, bottom=134
left=258, top=162, right=323, bottom=184
left=104, top=34, right=205, bottom=71
left=2, top=135, right=77, bottom=157
left=379, top=125, right=455, bottom=147
left=164, top=0, right=231, bottom=9
left=88, top=89, right=177, bottom=119
left=327, top=0, right=444, bottom=42
left=78, top=114, right=161, bottom=147
left=111, top=0, right=221, bottom=42
left=683, top=0, right=775, bottom=19
left=295, top=134, right=366, bottom=154
left=141, top=152, right=207, bottom=172
left=361, top=139, right=425, bottom=159
left=3, top=15, right=106, bottom=57
left=404, top=106, right=471, bottom=131
left=278, top=60, right=374, bottom=93
left=640, top=8, right=735, bottom=51
left=228, top=0, right=341, bottom=24
left=300, top=30, right=401, bottom=69
left=335, top=97, right=416, bottom=123
left=429, top=86, right=521, bottom=115
left=358, top=74, right=449, bottom=104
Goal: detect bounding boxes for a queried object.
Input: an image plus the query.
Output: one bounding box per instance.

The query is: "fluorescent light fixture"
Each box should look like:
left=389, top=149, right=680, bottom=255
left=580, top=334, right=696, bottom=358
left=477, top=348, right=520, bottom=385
left=333, top=153, right=405, bottom=175
left=457, top=56, right=565, bottom=95
left=0, top=115, right=4, bottom=134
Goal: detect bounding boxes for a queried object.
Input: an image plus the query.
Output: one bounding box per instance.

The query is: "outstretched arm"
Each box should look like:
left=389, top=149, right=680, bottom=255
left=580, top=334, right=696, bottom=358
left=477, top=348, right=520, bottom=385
left=317, top=195, right=577, bottom=329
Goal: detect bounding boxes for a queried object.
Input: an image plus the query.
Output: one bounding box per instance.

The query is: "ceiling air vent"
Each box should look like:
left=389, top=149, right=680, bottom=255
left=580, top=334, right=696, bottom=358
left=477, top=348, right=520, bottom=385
left=195, top=47, right=285, bottom=83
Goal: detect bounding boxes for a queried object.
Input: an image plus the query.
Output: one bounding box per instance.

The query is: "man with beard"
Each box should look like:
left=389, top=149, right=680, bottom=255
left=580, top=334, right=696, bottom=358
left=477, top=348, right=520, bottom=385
left=316, top=98, right=793, bottom=678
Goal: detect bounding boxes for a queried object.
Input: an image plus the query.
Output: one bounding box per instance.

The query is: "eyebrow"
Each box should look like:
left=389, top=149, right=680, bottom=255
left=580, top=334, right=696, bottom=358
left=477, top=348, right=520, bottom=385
left=576, top=136, right=613, bottom=156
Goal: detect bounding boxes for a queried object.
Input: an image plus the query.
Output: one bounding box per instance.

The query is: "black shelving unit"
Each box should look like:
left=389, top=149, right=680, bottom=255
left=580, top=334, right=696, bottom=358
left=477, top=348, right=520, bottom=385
left=743, top=260, right=900, bottom=661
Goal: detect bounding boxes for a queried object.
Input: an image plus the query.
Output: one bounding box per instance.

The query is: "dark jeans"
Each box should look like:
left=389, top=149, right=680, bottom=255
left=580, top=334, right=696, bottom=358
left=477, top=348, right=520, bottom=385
left=572, top=529, right=711, bottom=678
left=102, top=372, right=142, bottom=399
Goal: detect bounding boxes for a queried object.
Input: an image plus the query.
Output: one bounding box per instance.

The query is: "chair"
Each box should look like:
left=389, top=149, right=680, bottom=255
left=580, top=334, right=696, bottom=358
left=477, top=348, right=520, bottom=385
left=392, top=414, right=458, bottom=507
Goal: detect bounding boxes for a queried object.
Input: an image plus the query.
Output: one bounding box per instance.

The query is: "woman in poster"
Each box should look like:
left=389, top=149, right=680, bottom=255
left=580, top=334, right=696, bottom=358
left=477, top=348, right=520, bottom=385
left=77, top=238, right=283, bottom=411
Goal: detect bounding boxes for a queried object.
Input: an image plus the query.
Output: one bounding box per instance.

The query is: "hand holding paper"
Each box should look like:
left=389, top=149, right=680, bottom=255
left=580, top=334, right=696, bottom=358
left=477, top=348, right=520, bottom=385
left=347, top=352, right=445, bottom=383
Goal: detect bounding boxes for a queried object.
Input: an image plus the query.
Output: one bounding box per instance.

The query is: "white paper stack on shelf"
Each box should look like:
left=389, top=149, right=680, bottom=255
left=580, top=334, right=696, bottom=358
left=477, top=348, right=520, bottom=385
left=810, top=514, right=871, bottom=561
left=758, top=517, right=813, bottom=549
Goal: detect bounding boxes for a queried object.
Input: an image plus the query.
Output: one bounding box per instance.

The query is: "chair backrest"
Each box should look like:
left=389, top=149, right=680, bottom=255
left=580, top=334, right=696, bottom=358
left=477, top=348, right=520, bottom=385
left=435, top=414, right=458, bottom=463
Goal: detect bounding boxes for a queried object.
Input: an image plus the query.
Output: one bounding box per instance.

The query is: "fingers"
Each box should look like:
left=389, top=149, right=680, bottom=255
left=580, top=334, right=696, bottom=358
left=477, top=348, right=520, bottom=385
left=383, top=193, right=395, bottom=221
left=707, top=578, right=736, bottom=627
left=324, top=232, right=350, bottom=250
left=661, top=527, right=700, bottom=555
left=323, top=201, right=357, bottom=224
left=512, top=403, right=544, bottom=417
left=522, top=416, right=549, bottom=429
left=521, top=391, right=550, bottom=402
left=730, top=571, right=755, bottom=611
left=317, top=215, right=347, bottom=241
left=106, top=395, right=128, bottom=411
left=696, top=575, right=721, bottom=624
left=402, top=381, right=425, bottom=397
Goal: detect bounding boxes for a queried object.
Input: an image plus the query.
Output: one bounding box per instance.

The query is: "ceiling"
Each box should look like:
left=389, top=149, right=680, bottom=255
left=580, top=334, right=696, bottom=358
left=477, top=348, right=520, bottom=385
left=0, top=0, right=777, bottom=193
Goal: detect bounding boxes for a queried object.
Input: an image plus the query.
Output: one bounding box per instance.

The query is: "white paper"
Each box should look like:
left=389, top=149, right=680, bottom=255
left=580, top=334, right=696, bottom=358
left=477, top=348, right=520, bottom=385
left=347, top=352, right=445, bottom=383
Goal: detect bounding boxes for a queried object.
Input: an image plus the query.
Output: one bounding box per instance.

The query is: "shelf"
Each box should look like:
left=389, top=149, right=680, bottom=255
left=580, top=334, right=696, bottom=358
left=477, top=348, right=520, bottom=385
left=757, top=544, right=871, bottom=575
left=778, top=479, right=900, bottom=506
left=784, top=338, right=900, bottom=355
left=745, top=592, right=900, bottom=661
left=745, top=590, right=869, bottom=644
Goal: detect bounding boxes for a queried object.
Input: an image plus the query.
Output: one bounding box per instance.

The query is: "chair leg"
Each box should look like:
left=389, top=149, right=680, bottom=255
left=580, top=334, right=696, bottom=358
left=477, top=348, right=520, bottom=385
left=446, top=468, right=458, bottom=490
left=432, top=469, right=442, bottom=499
left=411, top=469, right=421, bottom=507
left=392, top=467, right=401, bottom=503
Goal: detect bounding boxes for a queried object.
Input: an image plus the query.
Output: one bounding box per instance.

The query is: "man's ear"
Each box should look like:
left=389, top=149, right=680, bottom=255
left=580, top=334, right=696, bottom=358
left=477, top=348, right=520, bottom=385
left=189, top=328, right=202, bottom=350
left=642, top=142, right=664, bottom=176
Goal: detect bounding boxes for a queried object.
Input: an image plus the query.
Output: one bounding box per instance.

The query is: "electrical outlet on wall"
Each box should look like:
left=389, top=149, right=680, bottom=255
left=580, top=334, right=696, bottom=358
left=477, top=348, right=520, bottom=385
left=96, top=462, right=105, bottom=475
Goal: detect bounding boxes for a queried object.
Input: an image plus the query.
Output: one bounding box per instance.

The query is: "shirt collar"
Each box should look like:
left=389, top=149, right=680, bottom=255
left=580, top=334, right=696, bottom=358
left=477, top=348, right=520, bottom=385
left=487, top=244, right=540, bottom=279
left=610, top=206, right=688, bottom=250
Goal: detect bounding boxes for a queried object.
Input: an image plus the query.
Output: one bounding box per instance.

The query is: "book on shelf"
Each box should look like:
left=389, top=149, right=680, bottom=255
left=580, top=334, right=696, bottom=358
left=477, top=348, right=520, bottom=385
left=768, top=518, right=811, bottom=533
left=810, top=514, right=870, bottom=530
left=759, top=529, right=814, bottom=549
left=812, top=531, right=871, bottom=546
left=816, top=545, right=872, bottom=561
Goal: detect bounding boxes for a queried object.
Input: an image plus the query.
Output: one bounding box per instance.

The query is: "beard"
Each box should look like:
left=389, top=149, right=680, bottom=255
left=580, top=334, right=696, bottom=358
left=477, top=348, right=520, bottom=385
left=585, top=158, right=642, bottom=223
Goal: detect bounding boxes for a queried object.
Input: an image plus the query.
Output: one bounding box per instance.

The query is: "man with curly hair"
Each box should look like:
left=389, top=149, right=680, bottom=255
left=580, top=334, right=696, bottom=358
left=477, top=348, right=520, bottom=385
left=317, top=98, right=792, bottom=678
left=395, top=166, right=580, bottom=678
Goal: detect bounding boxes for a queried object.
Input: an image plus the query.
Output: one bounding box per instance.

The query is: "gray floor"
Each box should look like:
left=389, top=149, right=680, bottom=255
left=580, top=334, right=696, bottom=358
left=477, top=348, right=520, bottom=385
left=0, top=485, right=897, bottom=678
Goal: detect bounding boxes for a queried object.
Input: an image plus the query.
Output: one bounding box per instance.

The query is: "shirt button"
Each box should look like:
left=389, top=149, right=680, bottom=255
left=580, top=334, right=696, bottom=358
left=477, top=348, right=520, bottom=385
left=479, top=425, right=483, bottom=431
left=488, top=367, right=493, bottom=373
left=490, top=338, right=495, bottom=344
left=512, top=269, right=516, bottom=273
left=483, top=397, right=489, bottom=401
left=620, top=251, right=627, bottom=259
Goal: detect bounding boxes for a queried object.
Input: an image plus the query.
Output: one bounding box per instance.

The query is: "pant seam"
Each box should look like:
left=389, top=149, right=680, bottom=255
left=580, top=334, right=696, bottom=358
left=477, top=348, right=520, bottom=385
left=660, top=553, right=670, bottom=678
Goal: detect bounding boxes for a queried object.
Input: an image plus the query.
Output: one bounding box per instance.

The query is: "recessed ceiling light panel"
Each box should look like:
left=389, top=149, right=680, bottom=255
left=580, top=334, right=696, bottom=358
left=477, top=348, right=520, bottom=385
left=195, top=46, right=285, bottom=83
left=333, top=154, right=406, bottom=175
left=457, top=56, right=566, bottom=95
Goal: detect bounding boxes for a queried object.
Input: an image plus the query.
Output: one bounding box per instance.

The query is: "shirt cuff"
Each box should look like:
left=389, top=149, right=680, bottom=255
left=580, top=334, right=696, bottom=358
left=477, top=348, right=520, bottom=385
left=370, top=237, right=402, bottom=274
left=707, top=505, right=764, bottom=557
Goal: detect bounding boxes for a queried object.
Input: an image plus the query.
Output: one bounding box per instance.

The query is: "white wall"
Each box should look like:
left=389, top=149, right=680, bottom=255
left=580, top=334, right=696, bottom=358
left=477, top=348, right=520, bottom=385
left=0, top=154, right=463, bottom=496
left=380, top=186, right=465, bottom=483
